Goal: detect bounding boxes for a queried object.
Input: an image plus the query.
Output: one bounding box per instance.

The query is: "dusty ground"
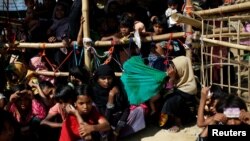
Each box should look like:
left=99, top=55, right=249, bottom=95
left=120, top=123, right=202, bottom=141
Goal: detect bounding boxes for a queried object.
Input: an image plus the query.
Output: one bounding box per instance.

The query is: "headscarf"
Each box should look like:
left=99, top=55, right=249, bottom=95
left=172, top=56, right=197, bottom=95
left=5, top=61, right=27, bottom=84
left=92, top=64, right=115, bottom=114
left=93, top=64, right=115, bottom=81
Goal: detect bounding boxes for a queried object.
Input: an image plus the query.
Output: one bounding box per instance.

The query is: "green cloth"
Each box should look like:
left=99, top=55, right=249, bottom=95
left=120, top=56, right=167, bottom=105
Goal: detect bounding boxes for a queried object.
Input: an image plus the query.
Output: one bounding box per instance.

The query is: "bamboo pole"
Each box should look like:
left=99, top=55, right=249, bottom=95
left=203, top=32, right=250, bottom=38
left=94, top=32, right=185, bottom=46
left=194, top=2, right=250, bottom=16
left=184, top=0, right=193, bottom=60
left=4, top=42, right=65, bottom=49
left=217, top=15, right=250, bottom=21
left=4, top=32, right=185, bottom=48
left=82, top=0, right=91, bottom=70
left=171, top=13, right=213, bottom=30
left=213, top=27, right=236, bottom=34
left=202, top=38, right=250, bottom=51
left=32, top=70, right=122, bottom=77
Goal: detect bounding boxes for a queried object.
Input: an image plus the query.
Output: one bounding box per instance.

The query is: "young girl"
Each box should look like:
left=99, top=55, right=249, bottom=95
left=7, top=85, right=46, bottom=141
left=59, top=84, right=110, bottom=141
left=196, top=85, right=227, bottom=140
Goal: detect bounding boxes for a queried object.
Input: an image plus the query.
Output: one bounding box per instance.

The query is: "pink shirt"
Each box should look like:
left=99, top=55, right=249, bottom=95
left=48, top=103, right=66, bottom=120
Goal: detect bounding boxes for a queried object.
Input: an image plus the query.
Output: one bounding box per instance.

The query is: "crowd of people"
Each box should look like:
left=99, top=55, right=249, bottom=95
left=1, top=0, right=250, bottom=141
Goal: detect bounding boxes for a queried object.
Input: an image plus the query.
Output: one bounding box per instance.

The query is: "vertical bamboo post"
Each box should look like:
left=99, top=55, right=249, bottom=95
left=82, top=0, right=91, bottom=70
left=184, top=0, right=193, bottom=60
left=237, top=20, right=241, bottom=96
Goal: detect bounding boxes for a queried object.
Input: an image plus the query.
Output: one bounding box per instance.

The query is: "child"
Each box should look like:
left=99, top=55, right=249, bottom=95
left=7, top=85, right=46, bottom=141
left=68, top=66, right=91, bottom=88
left=41, top=84, right=75, bottom=128
left=59, top=84, right=110, bottom=141
left=29, top=80, right=55, bottom=109
left=196, top=85, right=227, bottom=140
left=101, top=13, right=139, bottom=64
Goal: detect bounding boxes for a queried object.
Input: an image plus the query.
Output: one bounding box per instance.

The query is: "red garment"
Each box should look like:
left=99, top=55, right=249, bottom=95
left=9, top=99, right=46, bottom=125
left=59, top=107, right=104, bottom=141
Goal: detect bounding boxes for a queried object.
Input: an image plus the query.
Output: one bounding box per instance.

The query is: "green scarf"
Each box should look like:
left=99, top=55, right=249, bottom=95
left=120, top=56, right=167, bottom=105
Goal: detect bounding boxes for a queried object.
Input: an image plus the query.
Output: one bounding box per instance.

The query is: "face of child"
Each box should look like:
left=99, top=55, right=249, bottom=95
left=153, top=24, right=164, bottom=35
left=55, top=5, right=65, bottom=19
left=97, top=76, right=113, bottom=89
left=16, top=96, right=32, bottom=111
left=75, top=95, right=92, bottom=115
left=42, top=86, right=54, bottom=97
left=209, top=99, right=218, bottom=115
left=168, top=3, right=178, bottom=10
left=120, top=26, right=130, bottom=37
left=226, top=118, right=242, bottom=125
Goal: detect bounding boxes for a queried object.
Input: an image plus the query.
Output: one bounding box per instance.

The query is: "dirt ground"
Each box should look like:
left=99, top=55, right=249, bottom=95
left=120, top=123, right=202, bottom=141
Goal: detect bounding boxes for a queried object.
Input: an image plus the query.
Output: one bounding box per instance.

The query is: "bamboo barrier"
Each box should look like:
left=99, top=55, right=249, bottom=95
left=171, top=13, right=213, bottom=30
left=33, top=70, right=122, bottom=77
left=4, top=42, right=65, bottom=49
left=203, top=32, right=250, bottom=38
left=82, top=0, right=91, bottom=70
left=217, top=15, right=250, bottom=21
left=184, top=0, right=193, bottom=60
left=4, top=32, right=185, bottom=48
left=94, top=32, right=185, bottom=46
left=202, top=37, right=250, bottom=51
left=194, top=2, right=250, bottom=16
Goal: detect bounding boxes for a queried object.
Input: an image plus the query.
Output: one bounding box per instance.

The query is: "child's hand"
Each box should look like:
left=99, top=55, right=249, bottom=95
left=79, top=123, right=93, bottom=140
left=65, top=104, right=77, bottom=115
left=9, top=91, right=20, bottom=102
left=201, top=87, right=210, bottom=101
left=239, top=110, right=250, bottom=125
left=212, top=113, right=227, bottom=124
left=48, top=36, right=56, bottom=43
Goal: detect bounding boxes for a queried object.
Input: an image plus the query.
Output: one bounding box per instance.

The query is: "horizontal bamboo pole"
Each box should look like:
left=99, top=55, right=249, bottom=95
left=213, top=27, right=236, bottom=33
left=217, top=15, right=250, bottom=21
left=171, top=13, right=213, bottom=30
left=33, top=70, right=122, bottom=77
left=202, top=52, right=249, bottom=67
left=5, top=42, right=65, bottom=49
left=194, top=2, right=250, bottom=16
left=94, top=32, right=185, bottom=46
left=202, top=37, right=250, bottom=51
left=5, top=32, right=185, bottom=48
left=203, top=32, right=250, bottom=38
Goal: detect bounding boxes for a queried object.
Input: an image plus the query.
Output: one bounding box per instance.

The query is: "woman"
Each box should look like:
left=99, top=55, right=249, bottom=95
left=160, top=56, right=197, bottom=132
left=92, top=64, right=146, bottom=138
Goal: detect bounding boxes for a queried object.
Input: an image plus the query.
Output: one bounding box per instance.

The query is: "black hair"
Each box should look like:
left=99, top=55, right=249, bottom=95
left=39, top=81, right=54, bottom=90
left=119, top=13, right=134, bottom=31
left=216, top=94, right=248, bottom=113
left=210, top=84, right=228, bottom=100
left=54, top=84, right=76, bottom=103
left=69, top=66, right=91, bottom=84
left=75, top=84, right=93, bottom=98
left=152, top=16, right=168, bottom=27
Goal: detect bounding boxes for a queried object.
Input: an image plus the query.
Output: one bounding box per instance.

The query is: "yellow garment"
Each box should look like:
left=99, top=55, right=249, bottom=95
left=172, top=56, right=197, bottom=95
